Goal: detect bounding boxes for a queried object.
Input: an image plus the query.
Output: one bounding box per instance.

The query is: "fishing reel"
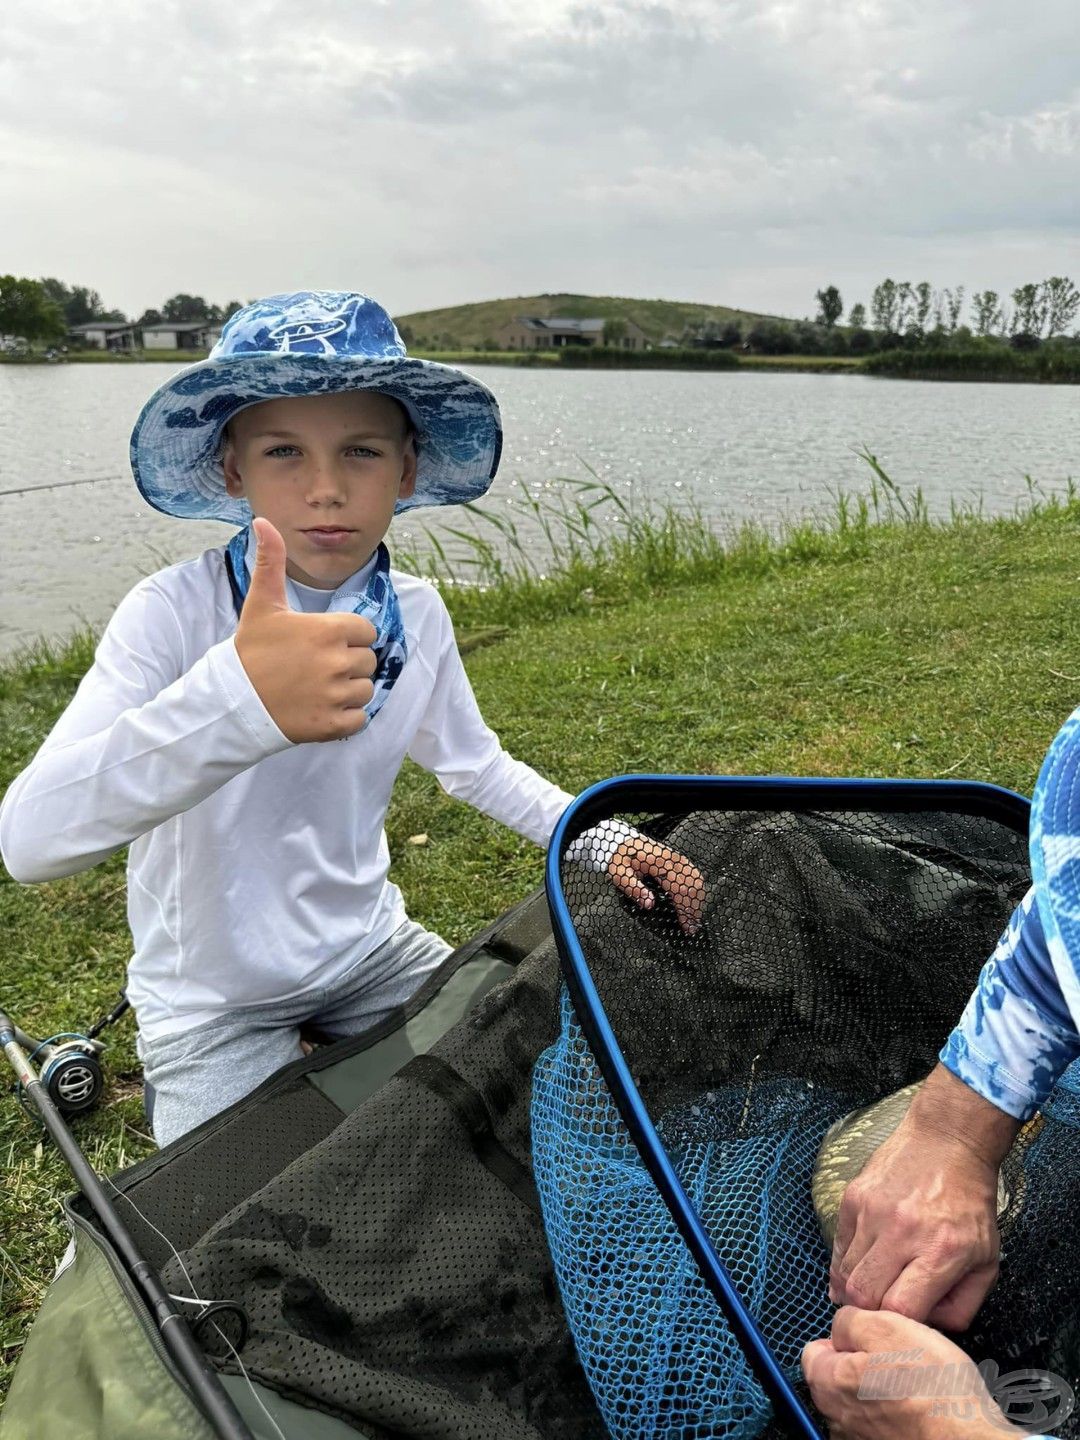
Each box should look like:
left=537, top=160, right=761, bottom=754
left=10, top=994, right=130, bottom=1118
left=12, top=1028, right=104, bottom=1116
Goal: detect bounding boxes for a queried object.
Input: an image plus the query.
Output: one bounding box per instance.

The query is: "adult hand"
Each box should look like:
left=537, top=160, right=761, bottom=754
left=802, top=1307, right=1024, bottom=1440
left=830, top=1065, right=1020, bottom=1329
left=607, top=837, right=706, bottom=934
left=234, top=518, right=377, bottom=743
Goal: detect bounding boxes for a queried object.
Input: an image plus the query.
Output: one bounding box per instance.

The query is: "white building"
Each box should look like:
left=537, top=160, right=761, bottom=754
left=141, top=321, right=219, bottom=351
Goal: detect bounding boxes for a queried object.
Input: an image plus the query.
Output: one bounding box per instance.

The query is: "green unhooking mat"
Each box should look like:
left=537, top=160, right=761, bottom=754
left=163, top=938, right=605, bottom=1439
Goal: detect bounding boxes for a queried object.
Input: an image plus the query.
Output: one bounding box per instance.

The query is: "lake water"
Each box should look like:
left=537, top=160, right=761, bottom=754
left=1, top=362, right=1077, bottom=655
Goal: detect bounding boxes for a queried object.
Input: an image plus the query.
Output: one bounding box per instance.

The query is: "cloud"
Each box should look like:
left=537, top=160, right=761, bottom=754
left=3, top=0, right=1078, bottom=318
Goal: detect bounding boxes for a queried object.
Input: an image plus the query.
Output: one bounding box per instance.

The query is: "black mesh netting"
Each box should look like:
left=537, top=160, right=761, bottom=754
left=163, top=800, right=1080, bottom=1439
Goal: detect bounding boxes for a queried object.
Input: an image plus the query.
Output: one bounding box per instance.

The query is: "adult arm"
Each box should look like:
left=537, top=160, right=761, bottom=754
left=831, top=890, right=1080, bottom=1327
left=0, top=578, right=289, bottom=882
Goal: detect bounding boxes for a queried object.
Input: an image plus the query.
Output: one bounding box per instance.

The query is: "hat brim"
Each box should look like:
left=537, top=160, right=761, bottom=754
left=130, top=353, right=503, bottom=523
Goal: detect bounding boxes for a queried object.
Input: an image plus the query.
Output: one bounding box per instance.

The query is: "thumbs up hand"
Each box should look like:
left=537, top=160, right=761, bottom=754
left=234, top=518, right=377, bottom=743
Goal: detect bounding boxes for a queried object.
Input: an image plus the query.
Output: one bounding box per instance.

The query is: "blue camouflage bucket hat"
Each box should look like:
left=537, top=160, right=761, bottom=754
left=130, top=291, right=503, bottom=524
left=1030, top=703, right=1080, bottom=1030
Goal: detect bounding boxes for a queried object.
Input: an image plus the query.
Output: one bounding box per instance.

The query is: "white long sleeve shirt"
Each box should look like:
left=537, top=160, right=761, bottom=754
left=0, top=547, right=577, bottom=1040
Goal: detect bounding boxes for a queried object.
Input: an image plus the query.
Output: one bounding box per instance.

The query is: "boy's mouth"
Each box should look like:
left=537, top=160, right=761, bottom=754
left=302, top=526, right=356, bottom=548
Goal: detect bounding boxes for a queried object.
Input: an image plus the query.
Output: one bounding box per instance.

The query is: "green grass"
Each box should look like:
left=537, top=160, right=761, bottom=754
left=0, top=348, right=210, bottom=365
left=738, top=354, right=865, bottom=372
left=414, top=349, right=561, bottom=365
left=4, top=473, right=1080, bottom=1392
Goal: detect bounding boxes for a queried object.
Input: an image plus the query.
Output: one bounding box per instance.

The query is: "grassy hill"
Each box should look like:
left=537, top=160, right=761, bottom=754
left=394, top=293, right=790, bottom=349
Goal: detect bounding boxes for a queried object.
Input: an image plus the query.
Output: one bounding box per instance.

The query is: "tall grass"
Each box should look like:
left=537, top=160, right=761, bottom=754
left=866, top=346, right=1080, bottom=383
left=394, top=454, right=1080, bottom=631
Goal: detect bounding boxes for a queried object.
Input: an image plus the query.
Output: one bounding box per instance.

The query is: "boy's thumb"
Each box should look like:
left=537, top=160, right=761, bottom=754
left=245, top=518, right=288, bottom=613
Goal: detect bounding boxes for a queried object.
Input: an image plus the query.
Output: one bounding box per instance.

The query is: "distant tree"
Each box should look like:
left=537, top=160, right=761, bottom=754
left=691, top=318, right=743, bottom=349
left=792, top=320, right=825, bottom=354
left=745, top=320, right=795, bottom=355
left=137, top=308, right=164, bottom=327
left=396, top=322, right=415, bottom=346
left=39, top=277, right=72, bottom=312
left=944, top=286, right=965, bottom=335
left=1011, top=282, right=1046, bottom=339
left=847, top=302, right=866, bottom=328
left=39, top=279, right=110, bottom=326
left=221, top=299, right=244, bottom=322
left=896, top=281, right=915, bottom=334
left=912, top=281, right=932, bottom=336
left=1042, top=277, right=1080, bottom=336
left=848, top=327, right=876, bottom=355
left=162, top=293, right=211, bottom=322
left=815, top=285, right=843, bottom=327
left=603, top=318, right=628, bottom=346
left=0, top=275, right=66, bottom=341
left=971, top=290, right=1001, bottom=337
left=871, top=279, right=899, bottom=333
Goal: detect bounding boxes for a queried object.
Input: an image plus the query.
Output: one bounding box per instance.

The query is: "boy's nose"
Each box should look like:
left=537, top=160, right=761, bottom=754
left=304, top=463, right=347, bottom=505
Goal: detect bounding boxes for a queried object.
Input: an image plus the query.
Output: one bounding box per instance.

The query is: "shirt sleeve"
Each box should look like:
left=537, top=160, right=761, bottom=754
left=405, top=604, right=639, bottom=870
left=405, top=604, right=574, bottom=847
left=939, top=887, right=1080, bottom=1120
left=0, top=578, right=291, bottom=883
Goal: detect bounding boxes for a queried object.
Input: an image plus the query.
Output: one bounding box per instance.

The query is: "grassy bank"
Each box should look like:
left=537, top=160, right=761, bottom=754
left=4, top=347, right=742, bottom=370
left=0, top=348, right=206, bottom=364
left=736, top=354, right=863, bottom=372
left=4, top=483, right=1080, bottom=1391
left=10, top=347, right=1080, bottom=381
left=866, top=345, right=1080, bottom=383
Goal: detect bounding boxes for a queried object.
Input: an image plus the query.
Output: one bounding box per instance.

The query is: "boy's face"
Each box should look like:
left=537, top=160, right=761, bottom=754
left=222, top=390, right=417, bottom=589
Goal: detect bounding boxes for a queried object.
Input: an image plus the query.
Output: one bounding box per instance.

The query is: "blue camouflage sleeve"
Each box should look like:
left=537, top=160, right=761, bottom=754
left=940, top=887, right=1080, bottom=1119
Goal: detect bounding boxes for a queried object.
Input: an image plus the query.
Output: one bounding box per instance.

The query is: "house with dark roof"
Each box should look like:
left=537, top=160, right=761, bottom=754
left=496, top=316, right=647, bottom=351
left=67, top=321, right=141, bottom=352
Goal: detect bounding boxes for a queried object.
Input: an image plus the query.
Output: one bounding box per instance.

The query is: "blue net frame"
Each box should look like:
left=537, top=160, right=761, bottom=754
left=537, top=775, right=1051, bottom=1440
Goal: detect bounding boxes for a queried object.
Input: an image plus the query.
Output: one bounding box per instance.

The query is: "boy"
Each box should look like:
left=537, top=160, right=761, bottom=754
left=0, top=291, right=702, bottom=1146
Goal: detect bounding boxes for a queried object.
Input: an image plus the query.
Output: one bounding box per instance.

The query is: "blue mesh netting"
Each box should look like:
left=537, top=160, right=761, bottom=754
left=532, top=989, right=843, bottom=1439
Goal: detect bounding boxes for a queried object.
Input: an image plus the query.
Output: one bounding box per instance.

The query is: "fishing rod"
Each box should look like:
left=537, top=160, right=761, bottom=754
left=0, top=1012, right=256, bottom=1440
left=0, top=474, right=122, bottom=500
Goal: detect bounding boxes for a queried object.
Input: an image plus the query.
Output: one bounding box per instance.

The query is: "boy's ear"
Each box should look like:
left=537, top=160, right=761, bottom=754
left=398, top=437, right=418, bottom=500
left=222, top=440, right=244, bottom=498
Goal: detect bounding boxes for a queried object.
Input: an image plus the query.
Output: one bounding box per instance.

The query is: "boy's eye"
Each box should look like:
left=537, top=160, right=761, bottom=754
left=266, top=445, right=301, bottom=458
left=347, top=446, right=380, bottom=459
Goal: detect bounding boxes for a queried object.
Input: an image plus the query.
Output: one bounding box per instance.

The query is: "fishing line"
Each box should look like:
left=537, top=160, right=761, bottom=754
left=0, top=474, right=122, bottom=499
left=106, top=1175, right=286, bottom=1440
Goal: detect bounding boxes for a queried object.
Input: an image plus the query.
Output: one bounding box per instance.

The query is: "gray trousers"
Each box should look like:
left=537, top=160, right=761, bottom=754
left=138, top=919, right=451, bottom=1147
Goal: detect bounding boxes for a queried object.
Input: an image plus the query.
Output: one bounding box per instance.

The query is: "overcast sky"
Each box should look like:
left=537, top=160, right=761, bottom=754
left=4, top=0, right=1079, bottom=323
